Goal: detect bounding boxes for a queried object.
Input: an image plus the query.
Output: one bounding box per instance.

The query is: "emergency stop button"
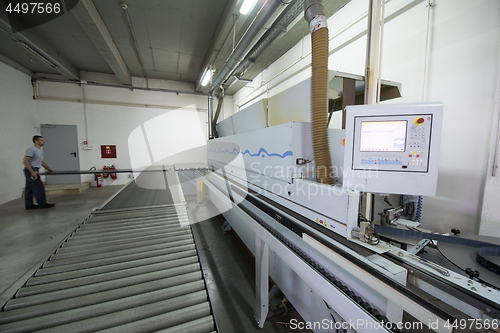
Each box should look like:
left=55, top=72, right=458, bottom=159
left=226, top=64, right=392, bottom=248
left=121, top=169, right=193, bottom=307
left=414, top=117, right=425, bottom=125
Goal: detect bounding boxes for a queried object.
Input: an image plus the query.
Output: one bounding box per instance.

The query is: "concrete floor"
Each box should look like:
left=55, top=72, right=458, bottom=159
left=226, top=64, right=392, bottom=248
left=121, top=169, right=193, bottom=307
left=0, top=186, right=119, bottom=307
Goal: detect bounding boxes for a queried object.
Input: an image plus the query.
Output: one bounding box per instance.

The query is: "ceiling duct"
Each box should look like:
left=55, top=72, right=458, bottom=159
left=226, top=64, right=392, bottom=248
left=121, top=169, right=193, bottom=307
left=209, top=0, right=290, bottom=93
left=231, top=0, right=304, bottom=81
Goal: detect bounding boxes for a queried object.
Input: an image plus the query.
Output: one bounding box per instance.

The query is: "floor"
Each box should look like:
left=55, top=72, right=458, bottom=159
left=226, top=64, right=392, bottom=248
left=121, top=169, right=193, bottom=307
left=44, top=182, right=90, bottom=195
left=0, top=184, right=310, bottom=332
left=0, top=186, right=119, bottom=307
left=186, top=197, right=310, bottom=333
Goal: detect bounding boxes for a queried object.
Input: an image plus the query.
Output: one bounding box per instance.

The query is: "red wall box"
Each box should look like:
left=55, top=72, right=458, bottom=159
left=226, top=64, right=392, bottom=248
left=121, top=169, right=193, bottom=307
left=101, top=145, right=117, bottom=158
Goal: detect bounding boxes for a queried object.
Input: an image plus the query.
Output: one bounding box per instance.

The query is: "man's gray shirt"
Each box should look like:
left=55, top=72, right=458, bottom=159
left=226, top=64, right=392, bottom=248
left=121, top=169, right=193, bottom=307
left=25, top=146, right=43, bottom=168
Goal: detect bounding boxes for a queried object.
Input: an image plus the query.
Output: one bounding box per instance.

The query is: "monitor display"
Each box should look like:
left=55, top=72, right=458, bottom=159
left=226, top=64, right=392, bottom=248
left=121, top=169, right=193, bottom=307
left=359, top=120, right=407, bottom=152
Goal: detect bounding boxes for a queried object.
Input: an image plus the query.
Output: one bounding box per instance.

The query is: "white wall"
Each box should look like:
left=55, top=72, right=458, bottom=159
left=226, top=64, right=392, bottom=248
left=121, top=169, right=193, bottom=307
left=35, top=76, right=233, bottom=186
left=232, top=0, right=500, bottom=234
left=0, top=61, right=37, bottom=204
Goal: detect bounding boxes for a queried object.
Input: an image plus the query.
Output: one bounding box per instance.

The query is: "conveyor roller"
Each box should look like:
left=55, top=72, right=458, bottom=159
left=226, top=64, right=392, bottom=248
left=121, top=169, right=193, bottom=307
left=1, top=172, right=216, bottom=332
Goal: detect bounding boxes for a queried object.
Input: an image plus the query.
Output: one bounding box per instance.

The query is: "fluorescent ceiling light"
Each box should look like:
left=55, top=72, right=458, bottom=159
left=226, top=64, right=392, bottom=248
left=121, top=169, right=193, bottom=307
left=240, top=0, right=258, bottom=14
left=201, top=69, right=212, bottom=86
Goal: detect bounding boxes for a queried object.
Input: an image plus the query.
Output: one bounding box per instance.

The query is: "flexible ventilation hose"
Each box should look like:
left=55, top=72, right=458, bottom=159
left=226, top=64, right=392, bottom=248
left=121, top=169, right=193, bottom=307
left=310, top=15, right=335, bottom=185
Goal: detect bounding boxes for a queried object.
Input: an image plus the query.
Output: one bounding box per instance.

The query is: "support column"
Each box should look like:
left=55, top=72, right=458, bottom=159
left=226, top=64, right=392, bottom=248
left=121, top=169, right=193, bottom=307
left=254, top=235, right=269, bottom=328
left=208, top=93, right=214, bottom=140
left=363, top=0, right=384, bottom=222
left=342, top=77, right=356, bottom=129
left=197, top=179, right=205, bottom=204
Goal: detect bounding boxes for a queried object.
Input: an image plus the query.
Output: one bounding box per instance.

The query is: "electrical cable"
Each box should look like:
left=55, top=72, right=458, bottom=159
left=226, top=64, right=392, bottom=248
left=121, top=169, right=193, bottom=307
left=358, top=212, right=369, bottom=223
left=303, top=170, right=316, bottom=179
left=415, top=195, right=423, bottom=223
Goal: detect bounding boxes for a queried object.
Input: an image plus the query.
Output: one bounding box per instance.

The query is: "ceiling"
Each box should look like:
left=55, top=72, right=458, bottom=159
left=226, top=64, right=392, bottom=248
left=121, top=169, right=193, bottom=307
left=0, top=0, right=350, bottom=96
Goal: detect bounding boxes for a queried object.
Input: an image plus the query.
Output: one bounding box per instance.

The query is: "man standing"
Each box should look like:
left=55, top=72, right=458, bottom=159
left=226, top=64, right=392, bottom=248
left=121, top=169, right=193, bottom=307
left=23, top=135, right=55, bottom=210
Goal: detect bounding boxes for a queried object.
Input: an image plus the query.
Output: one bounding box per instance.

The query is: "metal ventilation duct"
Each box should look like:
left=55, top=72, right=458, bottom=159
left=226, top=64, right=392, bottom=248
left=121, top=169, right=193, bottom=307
left=209, top=0, right=290, bottom=93
left=232, top=0, right=303, bottom=81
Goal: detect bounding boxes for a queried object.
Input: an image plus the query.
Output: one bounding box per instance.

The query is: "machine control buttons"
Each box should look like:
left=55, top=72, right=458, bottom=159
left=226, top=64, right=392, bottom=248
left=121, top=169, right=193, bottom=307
left=414, top=117, right=425, bottom=125
left=409, top=151, right=424, bottom=158
left=409, top=140, right=425, bottom=149
left=409, top=159, right=424, bottom=166
left=361, top=158, right=402, bottom=165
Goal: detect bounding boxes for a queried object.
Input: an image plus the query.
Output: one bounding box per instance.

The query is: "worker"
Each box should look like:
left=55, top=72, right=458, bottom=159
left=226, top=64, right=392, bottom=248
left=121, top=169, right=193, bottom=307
left=23, top=135, right=55, bottom=210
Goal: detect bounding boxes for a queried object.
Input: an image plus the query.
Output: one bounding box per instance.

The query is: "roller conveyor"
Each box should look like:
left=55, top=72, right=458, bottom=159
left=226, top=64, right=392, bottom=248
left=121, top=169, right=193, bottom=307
left=0, top=171, right=216, bottom=333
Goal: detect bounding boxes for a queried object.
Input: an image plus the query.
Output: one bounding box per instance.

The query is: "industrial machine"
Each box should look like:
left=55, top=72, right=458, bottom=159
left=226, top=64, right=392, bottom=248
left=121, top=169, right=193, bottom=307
left=195, top=97, right=500, bottom=333
left=4, top=0, right=497, bottom=330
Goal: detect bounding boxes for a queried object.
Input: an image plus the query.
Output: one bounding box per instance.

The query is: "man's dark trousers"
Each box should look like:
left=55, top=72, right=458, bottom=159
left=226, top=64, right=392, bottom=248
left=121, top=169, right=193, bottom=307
left=24, top=167, right=47, bottom=208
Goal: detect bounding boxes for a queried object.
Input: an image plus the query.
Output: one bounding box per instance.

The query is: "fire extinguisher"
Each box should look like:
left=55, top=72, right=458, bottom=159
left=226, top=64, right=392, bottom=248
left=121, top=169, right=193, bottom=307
left=103, top=166, right=109, bottom=178
left=96, top=173, right=102, bottom=187
left=110, top=165, right=117, bottom=180
left=91, top=166, right=102, bottom=188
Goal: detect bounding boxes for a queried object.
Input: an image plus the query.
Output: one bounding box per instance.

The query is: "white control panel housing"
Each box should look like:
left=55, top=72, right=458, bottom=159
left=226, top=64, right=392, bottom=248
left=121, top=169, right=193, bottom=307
left=343, top=102, right=443, bottom=196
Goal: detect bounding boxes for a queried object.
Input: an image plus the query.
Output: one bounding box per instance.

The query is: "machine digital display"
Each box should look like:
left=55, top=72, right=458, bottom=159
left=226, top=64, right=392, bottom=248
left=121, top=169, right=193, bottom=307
left=359, top=121, right=407, bottom=152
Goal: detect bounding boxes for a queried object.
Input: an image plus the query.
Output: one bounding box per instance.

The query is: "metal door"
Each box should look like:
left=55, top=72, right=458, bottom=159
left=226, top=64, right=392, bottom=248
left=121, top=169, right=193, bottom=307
left=41, top=124, right=81, bottom=184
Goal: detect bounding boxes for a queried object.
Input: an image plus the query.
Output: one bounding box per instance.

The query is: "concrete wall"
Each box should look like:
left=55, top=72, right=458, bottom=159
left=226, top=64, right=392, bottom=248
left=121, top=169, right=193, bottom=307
left=232, top=0, right=500, bottom=235
left=0, top=61, right=36, bottom=204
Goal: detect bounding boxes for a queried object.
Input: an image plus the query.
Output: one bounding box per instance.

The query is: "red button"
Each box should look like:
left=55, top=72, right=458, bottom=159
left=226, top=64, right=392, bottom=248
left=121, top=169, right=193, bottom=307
left=409, top=154, right=412, bottom=157
left=416, top=155, right=420, bottom=157
left=417, top=118, right=424, bottom=124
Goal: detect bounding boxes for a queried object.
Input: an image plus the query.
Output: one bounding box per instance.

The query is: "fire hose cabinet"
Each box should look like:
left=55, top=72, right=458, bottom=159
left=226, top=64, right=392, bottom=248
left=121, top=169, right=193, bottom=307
left=101, top=145, right=116, bottom=158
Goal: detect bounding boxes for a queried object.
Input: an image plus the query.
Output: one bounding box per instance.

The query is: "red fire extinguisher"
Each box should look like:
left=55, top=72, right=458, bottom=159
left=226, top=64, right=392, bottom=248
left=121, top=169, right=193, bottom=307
left=96, top=173, right=102, bottom=187
left=91, top=167, right=102, bottom=188
left=103, top=166, right=109, bottom=178
left=110, top=165, right=117, bottom=180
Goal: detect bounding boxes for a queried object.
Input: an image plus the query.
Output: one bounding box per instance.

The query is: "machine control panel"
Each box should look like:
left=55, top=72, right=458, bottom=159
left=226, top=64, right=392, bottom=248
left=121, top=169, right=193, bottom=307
left=343, top=103, right=443, bottom=196
left=352, top=114, right=433, bottom=172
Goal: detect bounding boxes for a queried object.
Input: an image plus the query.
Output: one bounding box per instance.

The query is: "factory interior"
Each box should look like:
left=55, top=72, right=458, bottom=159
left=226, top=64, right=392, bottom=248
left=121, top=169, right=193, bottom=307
left=0, top=0, right=499, bottom=332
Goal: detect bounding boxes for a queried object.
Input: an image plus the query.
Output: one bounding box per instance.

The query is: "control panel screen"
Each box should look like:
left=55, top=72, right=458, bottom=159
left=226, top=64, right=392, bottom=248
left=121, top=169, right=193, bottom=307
left=359, top=121, right=407, bottom=152
left=351, top=115, right=432, bottom=173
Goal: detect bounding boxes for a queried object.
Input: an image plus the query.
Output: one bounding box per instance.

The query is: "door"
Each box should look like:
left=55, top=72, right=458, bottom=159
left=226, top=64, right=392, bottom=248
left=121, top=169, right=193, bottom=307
left=41, top=124, right=81, bottom=184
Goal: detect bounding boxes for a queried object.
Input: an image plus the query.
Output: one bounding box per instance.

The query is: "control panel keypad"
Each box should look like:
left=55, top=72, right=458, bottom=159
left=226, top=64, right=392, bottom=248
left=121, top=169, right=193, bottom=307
left=409, top=125, right=426, bottom=148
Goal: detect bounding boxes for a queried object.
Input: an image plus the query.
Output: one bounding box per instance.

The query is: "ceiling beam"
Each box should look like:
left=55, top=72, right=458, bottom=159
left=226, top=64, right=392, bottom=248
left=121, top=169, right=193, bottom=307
left=0, top=53, right=33, bottom=77
left=72, top=0, right=132, bottom=85
left=0, top=18, right=80, bottom=80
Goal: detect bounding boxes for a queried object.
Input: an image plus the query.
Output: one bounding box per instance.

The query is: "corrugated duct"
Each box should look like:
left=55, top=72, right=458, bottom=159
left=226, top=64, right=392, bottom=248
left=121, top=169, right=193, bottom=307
left=305, top=0, right=335, bottom=184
